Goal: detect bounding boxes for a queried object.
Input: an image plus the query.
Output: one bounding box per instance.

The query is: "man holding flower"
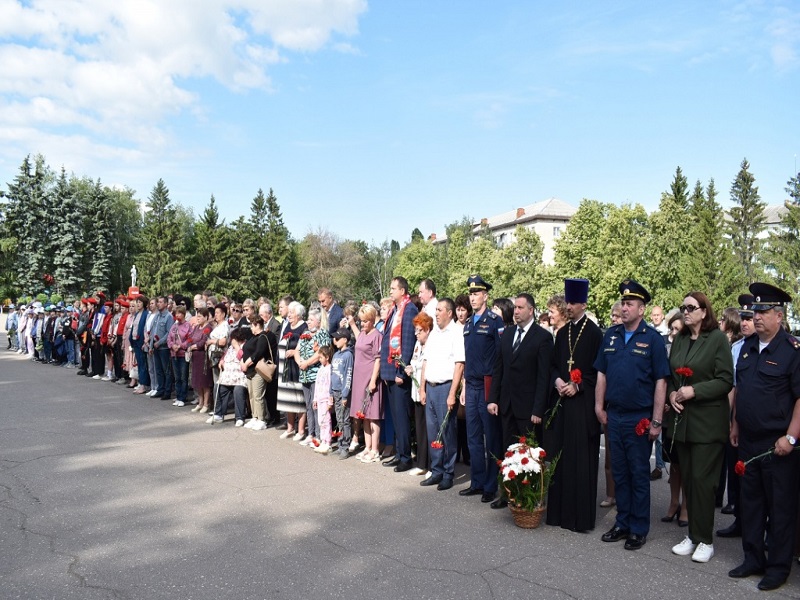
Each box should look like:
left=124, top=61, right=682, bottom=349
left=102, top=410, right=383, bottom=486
left=729, top=282, right=800, bottom=591
left=545, top=278, right=603, bottom=532
left=594, top=279, right=670, bottom=551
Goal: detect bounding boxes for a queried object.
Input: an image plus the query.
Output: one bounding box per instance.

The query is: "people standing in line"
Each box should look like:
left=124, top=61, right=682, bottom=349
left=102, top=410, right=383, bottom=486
left=349, top=304, right=384, bottom=464
left=595, top=280, right=670, bottom=551
left=331, top=328, right=354, bottom=459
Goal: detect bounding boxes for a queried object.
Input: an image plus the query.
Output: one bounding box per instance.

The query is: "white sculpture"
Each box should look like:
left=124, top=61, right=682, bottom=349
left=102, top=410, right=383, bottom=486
left=131, top=265, right=137, bottom=287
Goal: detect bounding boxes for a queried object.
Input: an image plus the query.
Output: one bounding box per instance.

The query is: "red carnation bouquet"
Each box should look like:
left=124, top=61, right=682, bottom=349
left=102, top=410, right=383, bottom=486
left=546, top=368, right=582, bottom=429
left=355, top=388, right=372, bottom=420
left=670, top=366, right=694, bottom=451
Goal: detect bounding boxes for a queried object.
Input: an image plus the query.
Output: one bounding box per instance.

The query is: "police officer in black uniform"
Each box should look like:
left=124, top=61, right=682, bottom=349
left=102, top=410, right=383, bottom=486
left=729, top=282, right=800, bottom=591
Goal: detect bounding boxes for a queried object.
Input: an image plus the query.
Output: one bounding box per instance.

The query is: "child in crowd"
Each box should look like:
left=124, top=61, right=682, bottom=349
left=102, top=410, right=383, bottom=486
left=330, top=328, right=354, bottom=459
left=313, top=345, right=334, bottom=454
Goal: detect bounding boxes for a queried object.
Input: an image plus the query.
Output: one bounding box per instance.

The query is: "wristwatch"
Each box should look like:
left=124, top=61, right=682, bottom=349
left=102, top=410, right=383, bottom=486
left=651, top=420, right=662, bottom=428
left=786, top=434, right=797, bottom=446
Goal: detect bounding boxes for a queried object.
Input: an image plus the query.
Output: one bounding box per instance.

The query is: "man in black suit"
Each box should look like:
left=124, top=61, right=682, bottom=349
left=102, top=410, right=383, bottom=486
left=259, top=302, right=282, bottom=337
left=318, top=288, right=344, bottom=337
left=488, top=293, right=554, bottom=452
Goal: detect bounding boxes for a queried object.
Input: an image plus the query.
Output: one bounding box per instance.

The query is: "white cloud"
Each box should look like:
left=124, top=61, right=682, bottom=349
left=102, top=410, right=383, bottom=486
left=0, top=0, right=367, bottom=168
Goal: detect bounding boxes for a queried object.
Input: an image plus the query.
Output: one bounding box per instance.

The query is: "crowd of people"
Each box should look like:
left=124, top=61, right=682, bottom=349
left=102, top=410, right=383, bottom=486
left=4, top=274, right=800, bottom=591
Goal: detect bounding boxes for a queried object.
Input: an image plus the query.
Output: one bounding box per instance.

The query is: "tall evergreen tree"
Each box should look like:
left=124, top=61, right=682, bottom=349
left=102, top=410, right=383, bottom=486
left=766, top=172, right=800, bottom=319
left=262, top=189, right=296, bottom=300
left=87, top=179, right=113, bottom=293
left=192, top=195, right=233, bottom=293
left=136, top=179, right=188, bottom=295
left=728, top=158, right=766, bottom=284
left=106, top=186, right=142, bottom=293
left=51, top=167, right=83, bottom=293
left=670, top=166, right=689, bottom=210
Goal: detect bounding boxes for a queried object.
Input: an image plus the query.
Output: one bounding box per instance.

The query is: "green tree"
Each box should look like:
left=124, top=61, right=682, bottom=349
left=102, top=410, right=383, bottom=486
left=191, top=195, right=234, bottom=293
left=106, top=186, right=142, bottom=294
left=670, top=166, right=689, bottom=211
left=393, top=239, right=442, bottom=292
left=86, top=179, right=113, bottom=293
left=136, top=179, right=189, bottom=295
left=298, top=227, right=365, bottom=303
left=262, top=189, right=296, bottom=301
left=728, top=158, right=766, bottom=284
left=766, top=172, right=800, bottom=320
left=51, top=168, right=83, bottom=294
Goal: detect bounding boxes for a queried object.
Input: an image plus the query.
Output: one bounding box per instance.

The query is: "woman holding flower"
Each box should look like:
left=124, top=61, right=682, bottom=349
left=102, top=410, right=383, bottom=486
left=406, top=312, right=433, bottom=477
left=295, top=308, right=330, bottom=446
left=277, top=301, right=308, bottom=440
left=668, top=292, right=733, bottom=563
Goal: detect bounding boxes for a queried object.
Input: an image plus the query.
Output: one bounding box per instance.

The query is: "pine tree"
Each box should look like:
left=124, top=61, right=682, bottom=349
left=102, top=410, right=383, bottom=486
left=262, top=189, right=296, bottom=300
left=670, top=166, right=689, bottom=210
left=728, top=158, right=766, bottom=284
left=136, top=179, right=188, bottom=295
left=87, top=179, right=113, bottom=293
left=51, top=167, right=83, bottom=293
left=192, top=195, right=233, bottom=293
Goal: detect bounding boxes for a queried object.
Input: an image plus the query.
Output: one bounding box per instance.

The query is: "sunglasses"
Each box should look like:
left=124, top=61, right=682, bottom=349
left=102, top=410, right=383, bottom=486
left=679, top=305, right=702, bottom=314
left=231, top=308, right=242, bottom=313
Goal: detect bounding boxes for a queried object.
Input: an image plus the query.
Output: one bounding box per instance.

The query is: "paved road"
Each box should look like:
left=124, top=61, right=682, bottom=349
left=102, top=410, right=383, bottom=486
left=1, top=336, right=798, bottom=599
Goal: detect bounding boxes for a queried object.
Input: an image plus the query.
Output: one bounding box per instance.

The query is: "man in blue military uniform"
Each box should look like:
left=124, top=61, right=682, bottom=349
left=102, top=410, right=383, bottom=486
left=594, top=279, right=670, bottom=550
left=729, top=282, right=800, bottom=591
left=458, top=275, right=506, bottom=508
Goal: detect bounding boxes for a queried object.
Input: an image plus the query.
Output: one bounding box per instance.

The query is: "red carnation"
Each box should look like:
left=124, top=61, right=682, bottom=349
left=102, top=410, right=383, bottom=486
left=569, top=368, right=582, bottom=385
left=520, top=456, right=529, bottom=465
left=430, top=441, right=444, bottom=449
left=282, top=333, right=292, bottom=340
left=519, top=436, right=527, bottom=444
left=635, top=418, right=651, bottom=436
left=505, top=451, right=513, bottom=458
left=355, top=411, right=366, bottom=419
left=496, top=459, right=503, bottom=467
left=540, top=450, right=547, bottom=459
left=521, top=479, right=530, bottom=486
left=675, top=367, right=694, bottom=378
left=312, top=439, right=320, bottom=447
left=734, top=460, right=746, bottom=476
left=508, top=470, right=516, bottom=480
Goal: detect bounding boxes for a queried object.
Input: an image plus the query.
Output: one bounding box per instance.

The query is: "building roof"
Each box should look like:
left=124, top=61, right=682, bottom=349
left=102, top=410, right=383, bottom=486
left=432, top=197, right=576, bottom=243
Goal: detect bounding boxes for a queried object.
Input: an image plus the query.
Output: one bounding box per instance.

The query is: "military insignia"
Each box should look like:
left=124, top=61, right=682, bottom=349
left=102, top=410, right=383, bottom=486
left=635, top=342, right=649, bottom=348
left=742, top=353, right=748, bottom=359
left=609, top=335, right=617, bottom=346
left=766, top=360, right=778, bottom=366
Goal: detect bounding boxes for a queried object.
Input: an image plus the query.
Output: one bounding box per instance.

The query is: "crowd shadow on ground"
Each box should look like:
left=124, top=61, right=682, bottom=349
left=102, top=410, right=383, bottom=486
left=1, top=337, right=798, bottom=600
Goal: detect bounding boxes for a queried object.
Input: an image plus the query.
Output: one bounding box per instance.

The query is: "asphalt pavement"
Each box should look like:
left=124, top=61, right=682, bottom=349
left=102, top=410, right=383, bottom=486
left=1, top=331, right=799, bottom=599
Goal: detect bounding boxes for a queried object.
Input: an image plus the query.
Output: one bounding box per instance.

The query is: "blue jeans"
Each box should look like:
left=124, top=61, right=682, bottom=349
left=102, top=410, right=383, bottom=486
left=465, top=383, right=503, bottom=493
left=425, top=383, right=457, bottom=480
left=154, top=347, right=173, bottom=396
left=172, top=356, right=189, bottom=401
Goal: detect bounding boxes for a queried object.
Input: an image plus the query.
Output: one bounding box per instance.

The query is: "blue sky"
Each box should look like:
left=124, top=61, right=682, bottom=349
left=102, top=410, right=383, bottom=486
left=0, top=0, right=798, bottom=245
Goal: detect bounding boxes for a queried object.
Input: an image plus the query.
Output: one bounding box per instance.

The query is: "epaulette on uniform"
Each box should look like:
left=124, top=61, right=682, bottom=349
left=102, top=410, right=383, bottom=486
left=789, top=337, right=800, bottom=350
left=487, top=312, right=498, bottom=320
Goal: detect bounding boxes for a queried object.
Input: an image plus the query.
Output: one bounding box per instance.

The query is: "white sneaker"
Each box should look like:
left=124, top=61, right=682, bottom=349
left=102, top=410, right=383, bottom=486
left=672, top=537, right=697, bottom=556
left=235, top=419, right=244, bottom=427
left=101, top=375, right=112, bottom=381
left=299, top=435, right=313, bottom=446
left=206, top=415, right=223, bottom=424
left=148, top=389, right=157, bottom=397
left=348, top=440, right=359, bottom=452
left=691, top=542, right=714, bottom=563
left=191, top=405, right=201, bottom=413
left=292, top=432, right=305, bottom=442
left=174, top=400, right=185, bottom=407
left=315, top=443, right=331, bottom=454
left=279, top=429, right=296, bottom=439
left=92, top=374, right=101, bottom=380
left=250, top=420, right=267, bottom=431
left=407, top=467, right=426, bottom=476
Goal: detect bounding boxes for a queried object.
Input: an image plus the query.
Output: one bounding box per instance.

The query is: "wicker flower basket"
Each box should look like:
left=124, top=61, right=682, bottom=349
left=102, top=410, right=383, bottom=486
left=509, top=504, right=545, bottom=529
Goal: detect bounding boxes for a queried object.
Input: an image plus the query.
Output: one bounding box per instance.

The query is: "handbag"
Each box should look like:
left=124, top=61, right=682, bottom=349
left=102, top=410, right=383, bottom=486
left=255, top=335, right=277, bottom=383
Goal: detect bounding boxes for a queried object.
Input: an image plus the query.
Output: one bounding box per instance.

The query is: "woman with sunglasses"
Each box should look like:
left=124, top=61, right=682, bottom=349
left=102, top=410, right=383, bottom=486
left=667, top=292, right=734, bottom=564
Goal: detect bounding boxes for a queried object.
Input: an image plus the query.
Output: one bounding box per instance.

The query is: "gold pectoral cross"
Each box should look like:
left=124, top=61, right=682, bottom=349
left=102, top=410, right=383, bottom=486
left=567, top=358, right=574, bottom=371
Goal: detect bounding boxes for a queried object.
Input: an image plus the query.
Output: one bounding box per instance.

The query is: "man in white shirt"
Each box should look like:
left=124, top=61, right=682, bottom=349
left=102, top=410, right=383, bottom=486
left=418, top=278, right=438, bottom=320
left=419, top=298, right=465, bottom=491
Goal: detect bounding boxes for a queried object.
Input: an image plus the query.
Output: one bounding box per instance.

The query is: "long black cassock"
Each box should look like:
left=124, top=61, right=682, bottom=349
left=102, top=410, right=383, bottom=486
left=544, top=315, right=603, bottom=532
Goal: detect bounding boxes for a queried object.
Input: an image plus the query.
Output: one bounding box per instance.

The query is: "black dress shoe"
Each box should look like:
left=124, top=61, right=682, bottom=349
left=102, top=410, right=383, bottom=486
left=437, top=479, right=453, bottom=491
left=420, top=475, right=443, bottom=486
left=458, top=487, right=483, bottom=497
left=393, top=462, right=412, bottom=473
left=481, top=492, right=497, bottom=503
left=624, top=534, right=646, bottom=550
left=678, top=519, right=688, bottom=527
left=721, top=504, right=735, bottom=515
left=601, top=526, right=629, bottom=543
left=757, top=574, right=787, bottom=591
left=728, top=563, right=765, bottom=578
left=77, top=369, right=87, bottom=376
left=650, top=468, right=662, bottom=480
left=382, top=457, right=400, bottom=467
left=716, top=522, right=742, bottom=538
left=490, top=498, right=508, bottom=509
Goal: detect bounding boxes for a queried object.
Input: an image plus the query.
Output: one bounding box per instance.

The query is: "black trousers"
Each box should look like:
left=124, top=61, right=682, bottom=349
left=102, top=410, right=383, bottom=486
left=739, top=435, right=800, bottom=580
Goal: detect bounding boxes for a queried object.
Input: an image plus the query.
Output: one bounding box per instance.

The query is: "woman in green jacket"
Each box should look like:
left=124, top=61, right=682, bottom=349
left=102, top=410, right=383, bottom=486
left=667, top=291, right=734, bottom=564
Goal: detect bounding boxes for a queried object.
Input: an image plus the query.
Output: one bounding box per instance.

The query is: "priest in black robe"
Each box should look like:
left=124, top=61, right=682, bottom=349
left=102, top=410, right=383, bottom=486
left=545, top=278, right=604, bottom=532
